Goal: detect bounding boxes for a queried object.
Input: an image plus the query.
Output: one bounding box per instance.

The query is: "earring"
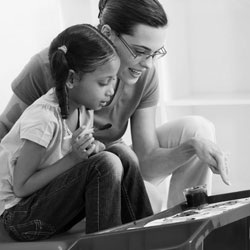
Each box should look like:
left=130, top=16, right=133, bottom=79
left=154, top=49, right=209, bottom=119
left=66, top=81, right=74, bottom=89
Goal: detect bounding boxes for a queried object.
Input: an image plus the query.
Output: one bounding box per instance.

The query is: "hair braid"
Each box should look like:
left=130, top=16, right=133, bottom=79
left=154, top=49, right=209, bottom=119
left=50, top=48, right=69, bottom=119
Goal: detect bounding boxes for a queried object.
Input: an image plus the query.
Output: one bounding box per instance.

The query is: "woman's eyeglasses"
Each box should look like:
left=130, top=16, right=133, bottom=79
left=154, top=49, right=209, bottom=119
left=117, top=34, right=167, bottom=60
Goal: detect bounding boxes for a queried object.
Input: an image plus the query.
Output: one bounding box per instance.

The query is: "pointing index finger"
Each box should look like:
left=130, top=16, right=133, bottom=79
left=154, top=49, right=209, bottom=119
left=215, top=152, right=231, bottom=186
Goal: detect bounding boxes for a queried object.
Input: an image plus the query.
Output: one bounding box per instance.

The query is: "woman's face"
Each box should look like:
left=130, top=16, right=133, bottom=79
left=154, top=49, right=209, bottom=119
left=113, top=24, right=167, bottom=85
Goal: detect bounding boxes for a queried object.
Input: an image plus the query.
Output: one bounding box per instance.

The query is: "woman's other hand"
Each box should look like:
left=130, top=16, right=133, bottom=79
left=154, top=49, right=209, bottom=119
left=191, top=137, right=231, bottom=186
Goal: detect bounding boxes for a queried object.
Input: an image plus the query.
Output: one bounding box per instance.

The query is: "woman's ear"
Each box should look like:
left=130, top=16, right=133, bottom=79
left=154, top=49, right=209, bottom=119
left=101, top=24, right=115, bottom=42
left=66, top=69, right=76, bottom=89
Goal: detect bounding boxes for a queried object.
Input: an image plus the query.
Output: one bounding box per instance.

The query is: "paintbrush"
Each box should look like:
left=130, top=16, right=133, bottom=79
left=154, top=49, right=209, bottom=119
left=64, top=123, right=112, bottom=140
left=93, top=123, right=112, bottom=132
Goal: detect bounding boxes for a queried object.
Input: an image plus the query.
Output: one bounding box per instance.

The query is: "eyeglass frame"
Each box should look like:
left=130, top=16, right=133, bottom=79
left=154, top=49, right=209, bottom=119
left=116, top=33, right=167, bottom=60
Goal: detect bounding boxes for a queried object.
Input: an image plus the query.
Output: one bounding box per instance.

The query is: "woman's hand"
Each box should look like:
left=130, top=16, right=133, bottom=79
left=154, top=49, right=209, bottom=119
left=70, top=126, right=96, bottom=162
left=191, top=137, right=231, bottom=186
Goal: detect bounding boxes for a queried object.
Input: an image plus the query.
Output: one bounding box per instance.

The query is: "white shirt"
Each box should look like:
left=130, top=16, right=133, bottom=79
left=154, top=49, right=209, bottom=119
left=0, top=88, right=93, bottom=215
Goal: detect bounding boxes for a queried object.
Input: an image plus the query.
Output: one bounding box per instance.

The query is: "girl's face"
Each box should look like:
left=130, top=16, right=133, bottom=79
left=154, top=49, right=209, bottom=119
left=113, top=24, right=167, bottom=85
left=69, top=56, right=120, bottom=110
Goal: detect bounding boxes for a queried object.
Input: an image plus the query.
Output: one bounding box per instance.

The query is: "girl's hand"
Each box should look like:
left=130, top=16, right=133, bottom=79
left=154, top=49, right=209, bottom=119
left=70, top=126, right=96, bottom=162
left=191, top=137, right=231, bottom=186
left=91, top=140, right=106, bottom=155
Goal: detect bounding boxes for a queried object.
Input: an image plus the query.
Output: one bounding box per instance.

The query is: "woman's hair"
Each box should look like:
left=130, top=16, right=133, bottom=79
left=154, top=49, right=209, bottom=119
left=49, top=24, right=118, bottom=119
left=98, top=0, right=168, bottom=35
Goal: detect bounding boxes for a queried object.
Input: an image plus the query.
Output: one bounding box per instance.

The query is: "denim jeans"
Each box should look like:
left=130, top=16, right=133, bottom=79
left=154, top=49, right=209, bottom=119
left=2, top=142, right=153, bottom=241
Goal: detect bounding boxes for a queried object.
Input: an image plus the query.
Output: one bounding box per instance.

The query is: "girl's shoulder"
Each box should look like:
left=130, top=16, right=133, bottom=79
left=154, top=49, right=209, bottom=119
left=22, top=89, right=60, bottom=122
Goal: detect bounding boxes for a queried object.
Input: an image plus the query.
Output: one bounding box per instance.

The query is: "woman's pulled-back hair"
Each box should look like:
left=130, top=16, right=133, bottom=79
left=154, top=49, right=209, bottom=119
left=49, top=24, right=118, bottom=119
left=98, top=0, right=168, bottom=35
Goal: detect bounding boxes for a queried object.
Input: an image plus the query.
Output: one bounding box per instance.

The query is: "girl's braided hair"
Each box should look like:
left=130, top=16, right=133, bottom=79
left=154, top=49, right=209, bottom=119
left=49, top=24, right=118, bottom=119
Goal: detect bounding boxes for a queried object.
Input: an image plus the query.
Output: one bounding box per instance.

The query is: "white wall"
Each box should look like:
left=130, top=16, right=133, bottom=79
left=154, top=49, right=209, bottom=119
left=160, top=0, right=250, bottom=194
left=160, top=0, right=250, bottom=99
left=0, top=0, right=64, bottom=112
left=59, top=0, right=99, bottom=28
left=0, top=0, right=99, bottom=113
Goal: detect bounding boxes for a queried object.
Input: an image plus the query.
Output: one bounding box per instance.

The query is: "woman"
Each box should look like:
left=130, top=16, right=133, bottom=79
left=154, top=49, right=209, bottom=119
left=0, top=0, right=230, bottom=211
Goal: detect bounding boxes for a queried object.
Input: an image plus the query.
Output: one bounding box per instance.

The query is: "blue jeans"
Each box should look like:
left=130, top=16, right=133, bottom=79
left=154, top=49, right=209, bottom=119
left=2, top=142, right=153, bottom=241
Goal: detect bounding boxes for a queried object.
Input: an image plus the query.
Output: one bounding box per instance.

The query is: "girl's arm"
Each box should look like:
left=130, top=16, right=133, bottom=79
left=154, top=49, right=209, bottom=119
left=13, top=140, right=77, bottom=197
left=13, top=128, right=95, bottom=198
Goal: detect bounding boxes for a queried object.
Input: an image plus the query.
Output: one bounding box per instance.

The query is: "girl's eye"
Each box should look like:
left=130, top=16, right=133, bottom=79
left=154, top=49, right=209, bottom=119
left=98, top=82, right=108, bottom=87
left=99, top=77, right=117, bottom=87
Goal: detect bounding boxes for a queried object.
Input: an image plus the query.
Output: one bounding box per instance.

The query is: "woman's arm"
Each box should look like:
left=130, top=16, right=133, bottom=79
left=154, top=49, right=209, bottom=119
left=0, top=94, right=28, bottom=141
left=0, top=49, right=53, bottom=141
left=131, top=106, right=179, bottom=182
left=130, top=106, right=230, bottom=185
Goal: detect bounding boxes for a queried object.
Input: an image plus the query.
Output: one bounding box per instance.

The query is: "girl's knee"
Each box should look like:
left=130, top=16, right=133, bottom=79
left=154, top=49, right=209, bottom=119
left=100, top=148, right=140, bottom=182
left=97, top=151, right=123, bottom=179
left=107, top=143, right=140, bottom=170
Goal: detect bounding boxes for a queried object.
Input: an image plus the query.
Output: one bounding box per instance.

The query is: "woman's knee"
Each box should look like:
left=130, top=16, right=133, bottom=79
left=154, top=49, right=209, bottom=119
left=184, top=116, right=216, bottom=142
left=157, top=115, right=216, bottom=147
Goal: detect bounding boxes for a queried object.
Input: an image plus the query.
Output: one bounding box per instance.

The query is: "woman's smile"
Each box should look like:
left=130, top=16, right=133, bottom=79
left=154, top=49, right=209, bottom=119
left=128, top=67, right=143, bottom=78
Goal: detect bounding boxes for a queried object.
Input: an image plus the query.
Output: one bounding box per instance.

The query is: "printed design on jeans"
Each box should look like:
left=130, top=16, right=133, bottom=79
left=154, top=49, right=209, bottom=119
left=8, top=218, right=56, bottom=241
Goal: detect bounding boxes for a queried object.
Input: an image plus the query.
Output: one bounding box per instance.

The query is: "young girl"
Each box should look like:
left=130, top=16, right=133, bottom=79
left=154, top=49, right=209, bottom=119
left=0, top=24, right=153, bottom=241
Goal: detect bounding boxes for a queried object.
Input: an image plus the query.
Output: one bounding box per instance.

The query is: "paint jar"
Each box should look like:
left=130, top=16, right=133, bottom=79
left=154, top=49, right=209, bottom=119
left=183, top=185, right=208, bottom=208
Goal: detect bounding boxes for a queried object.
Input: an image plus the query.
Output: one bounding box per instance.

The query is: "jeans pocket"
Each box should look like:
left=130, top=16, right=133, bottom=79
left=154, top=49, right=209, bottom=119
left=4, top=210, right=56, bottom=241
left=9, top=219, right=56, bottom=241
